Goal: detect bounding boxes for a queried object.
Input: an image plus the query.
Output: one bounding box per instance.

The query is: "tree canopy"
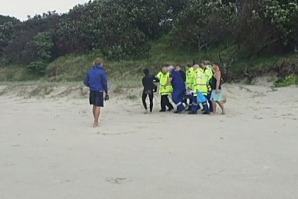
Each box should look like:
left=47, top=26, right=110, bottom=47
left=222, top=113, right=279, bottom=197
left=0, top=0, right=297, bottom=75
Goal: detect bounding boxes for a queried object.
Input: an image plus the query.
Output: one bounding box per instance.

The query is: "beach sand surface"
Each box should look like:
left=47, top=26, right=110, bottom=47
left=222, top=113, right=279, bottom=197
left=0, top=83, right=298, bottom=199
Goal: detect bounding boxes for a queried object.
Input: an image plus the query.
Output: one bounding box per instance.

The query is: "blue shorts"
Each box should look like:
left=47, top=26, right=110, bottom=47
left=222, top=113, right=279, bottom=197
left=89, top=91, right=104, bottom=107
left=210, top=90, right=222, bottom=102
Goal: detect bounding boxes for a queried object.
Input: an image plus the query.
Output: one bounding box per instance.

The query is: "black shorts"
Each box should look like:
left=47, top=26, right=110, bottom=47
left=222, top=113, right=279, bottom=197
left=89, top=91, right=104, bottom=107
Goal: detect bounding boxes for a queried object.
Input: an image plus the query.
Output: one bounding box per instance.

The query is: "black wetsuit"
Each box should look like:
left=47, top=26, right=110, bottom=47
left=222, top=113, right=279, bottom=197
left=142, top=74, right=159, bottom=112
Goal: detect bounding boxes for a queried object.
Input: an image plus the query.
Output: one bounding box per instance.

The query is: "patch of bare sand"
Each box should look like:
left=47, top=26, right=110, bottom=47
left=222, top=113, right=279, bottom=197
left=0, top=83, right=298, bottom=199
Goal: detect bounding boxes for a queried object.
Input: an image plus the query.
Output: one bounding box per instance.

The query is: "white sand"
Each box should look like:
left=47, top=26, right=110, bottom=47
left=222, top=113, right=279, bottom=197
left=0, top=83, right=298, bottom=199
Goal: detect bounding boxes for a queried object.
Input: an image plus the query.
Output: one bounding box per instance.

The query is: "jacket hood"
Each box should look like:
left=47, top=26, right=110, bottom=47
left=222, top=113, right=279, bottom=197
left=93, top=65, right=104, bottom=70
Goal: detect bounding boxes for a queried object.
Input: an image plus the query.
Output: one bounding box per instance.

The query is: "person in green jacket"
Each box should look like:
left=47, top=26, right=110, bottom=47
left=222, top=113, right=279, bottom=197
left=203, top=61, right=214, bottom=112
left=156, top=67, right=174, bottom=112
left=184, top=64, right=194, bottom=111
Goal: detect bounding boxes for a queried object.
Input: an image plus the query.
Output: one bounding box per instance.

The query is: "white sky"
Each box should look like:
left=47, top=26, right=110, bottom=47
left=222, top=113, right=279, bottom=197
left=0, top=0, right=88, bottom=21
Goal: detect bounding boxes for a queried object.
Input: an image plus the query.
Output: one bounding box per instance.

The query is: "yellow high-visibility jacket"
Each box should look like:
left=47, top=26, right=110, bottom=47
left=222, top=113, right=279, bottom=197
left=204, top=66, right=213, bottom=93
left=186, top=67, right=194, bottom=90
left=191, top=68, right=199, bottom=96
left=204, top=66, right=213, bottom=82
left=156, top=71, right=173, bottom=95
left=195, top=68, right=208, bottom=96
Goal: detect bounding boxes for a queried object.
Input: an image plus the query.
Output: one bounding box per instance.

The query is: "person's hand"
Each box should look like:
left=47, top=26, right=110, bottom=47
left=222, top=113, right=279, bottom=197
left=216, top=89, right=220, bottom=94
left=105, top=94, right=109, bottom=101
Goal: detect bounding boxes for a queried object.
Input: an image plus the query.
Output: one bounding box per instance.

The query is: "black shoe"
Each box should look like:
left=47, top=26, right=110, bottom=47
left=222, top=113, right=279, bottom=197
left=188, top=111, right=197, bottom=115
left=174, top=111, right=182, bottom=114
left=202, top=112, right=210, bottom=115
left=167, top=108, right=174, bottom=112
left=159, top=110, right=166, bottom=112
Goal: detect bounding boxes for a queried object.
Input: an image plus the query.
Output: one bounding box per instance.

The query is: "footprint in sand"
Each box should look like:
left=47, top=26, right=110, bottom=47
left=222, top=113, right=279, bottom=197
left=105, top=177, right=129, bottom=185
left=253, top=115, right=263, bottom=119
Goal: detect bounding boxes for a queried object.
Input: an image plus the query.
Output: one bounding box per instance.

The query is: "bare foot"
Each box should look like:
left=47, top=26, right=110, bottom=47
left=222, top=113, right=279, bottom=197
left=210, top=112, right=218, bottom=116
left=93, top=122, right=99, bottom=128
left=221, top=111, right=226, bottom=115
left=144, top=110, right=148, bottom=114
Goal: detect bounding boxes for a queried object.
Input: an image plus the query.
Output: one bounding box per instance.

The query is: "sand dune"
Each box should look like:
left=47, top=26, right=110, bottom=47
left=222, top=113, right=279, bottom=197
left=0, top=83, right=298, bottom=199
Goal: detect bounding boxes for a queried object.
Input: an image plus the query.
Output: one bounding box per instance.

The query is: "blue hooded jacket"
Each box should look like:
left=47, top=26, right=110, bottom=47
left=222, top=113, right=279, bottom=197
left=170, top=70, right=185, bottom=90
left=84, top=65, right=108, bottom=93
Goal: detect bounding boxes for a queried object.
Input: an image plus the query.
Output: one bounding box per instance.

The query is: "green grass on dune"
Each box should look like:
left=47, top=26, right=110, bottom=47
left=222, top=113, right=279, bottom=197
left=1, top=38, right=298, bottom=88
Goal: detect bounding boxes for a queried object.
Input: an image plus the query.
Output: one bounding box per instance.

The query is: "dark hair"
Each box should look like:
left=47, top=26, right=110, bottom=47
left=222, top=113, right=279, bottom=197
left=187, top=64, right=191, bottom=68
left=213, top=62, right=221, bottom=67
left=143, top=68, right=149, bottom=75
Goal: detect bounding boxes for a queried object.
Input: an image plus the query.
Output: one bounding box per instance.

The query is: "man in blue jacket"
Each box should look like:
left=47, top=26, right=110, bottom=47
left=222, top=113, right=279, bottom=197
left=84, top=58, right=109, bottom=127
left=166, top=65, right=186, bottom=114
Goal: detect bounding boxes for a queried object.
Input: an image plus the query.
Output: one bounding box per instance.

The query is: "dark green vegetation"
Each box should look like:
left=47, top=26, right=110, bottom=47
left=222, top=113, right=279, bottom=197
left=0, top=0, right=298, bottom=86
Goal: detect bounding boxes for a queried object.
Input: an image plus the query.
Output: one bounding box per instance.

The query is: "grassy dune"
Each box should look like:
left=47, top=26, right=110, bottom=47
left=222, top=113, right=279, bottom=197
left=1, top=39, right=298, bottom=87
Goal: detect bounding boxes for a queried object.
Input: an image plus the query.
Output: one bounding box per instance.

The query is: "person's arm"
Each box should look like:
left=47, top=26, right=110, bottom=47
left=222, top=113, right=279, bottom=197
left=83, top=72, right=90, bottom=87
left=101, top=72, right=108, bottom=95
left=156, top=72, right=161, bottom=80
left=166, top=77, right=173, bottom=87
left=215, top=71, right=221, bottom=93
left=142, top=77, right=146, bottom=88
left=153, top=75, right=160, bottom=83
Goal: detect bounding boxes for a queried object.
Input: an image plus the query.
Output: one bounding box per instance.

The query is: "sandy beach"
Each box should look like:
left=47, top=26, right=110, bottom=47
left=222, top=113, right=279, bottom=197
left=0, top=83, right=298, bottom=199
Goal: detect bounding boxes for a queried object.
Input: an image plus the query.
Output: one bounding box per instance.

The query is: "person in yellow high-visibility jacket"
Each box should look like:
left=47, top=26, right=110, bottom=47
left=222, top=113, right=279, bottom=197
left=184, top=64, right=194, bottom=111
left=188, top=64, right=199, bottom=114
left=156, top=67, right=174, bottom=112
left=203, top=61, right=214, bottom=112
left=188, top=64, right=210, bottom=114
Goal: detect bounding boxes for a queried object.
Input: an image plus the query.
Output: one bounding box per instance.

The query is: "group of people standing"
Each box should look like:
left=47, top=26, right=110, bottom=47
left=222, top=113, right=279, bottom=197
left=141, top=61, right=226, bottom=115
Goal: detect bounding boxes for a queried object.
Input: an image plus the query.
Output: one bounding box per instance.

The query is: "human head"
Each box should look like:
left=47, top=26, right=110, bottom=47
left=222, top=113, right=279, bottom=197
left=162, top=67, right=168, bottom=74
left=212, top=63, right=220, bottom=71
left=167, top=65, right=175, bottom=72
left=143, top=68, right=150, bottom=75
left=186, top=64, right=192, bottom=70
left=203, top=60, right=211, bottom=68
left=193, top=64, right=199, bottom=70
left=202, top=61, right=207, bottom=69
left=93, top=58, right=103, bottom=66
left=176, top=65, right=181, bottom=71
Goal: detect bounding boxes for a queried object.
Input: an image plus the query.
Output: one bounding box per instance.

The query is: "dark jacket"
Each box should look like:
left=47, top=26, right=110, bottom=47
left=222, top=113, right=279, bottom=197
left=84, top=65, right=108, bottom=93
left=179, top=70, right=186, bottom=82
left=142, top=74, right=159, bottom=91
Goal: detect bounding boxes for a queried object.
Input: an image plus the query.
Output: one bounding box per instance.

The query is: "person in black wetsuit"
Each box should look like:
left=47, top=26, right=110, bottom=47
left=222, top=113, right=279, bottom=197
left=142, top=68, right=159, bottom=114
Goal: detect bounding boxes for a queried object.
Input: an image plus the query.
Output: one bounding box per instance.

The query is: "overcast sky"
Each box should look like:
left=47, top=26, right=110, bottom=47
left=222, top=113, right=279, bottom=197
left=0, top=0, right=88, bottom=21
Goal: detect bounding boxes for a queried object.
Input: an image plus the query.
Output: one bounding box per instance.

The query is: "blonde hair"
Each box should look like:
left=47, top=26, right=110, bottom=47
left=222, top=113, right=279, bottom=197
left=167, top=65, right=174, bottom=71
left=93, top=58, right=103, bottom=65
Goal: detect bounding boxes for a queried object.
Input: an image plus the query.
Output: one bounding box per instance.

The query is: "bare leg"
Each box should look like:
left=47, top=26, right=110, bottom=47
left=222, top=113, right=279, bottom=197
left=211, top=101, right=217, bottom=115
left=93, top=105, right=101, bottom=127
left=93, top=106, right=96, bottom=119
left=217, top=102, right=226, bottom=115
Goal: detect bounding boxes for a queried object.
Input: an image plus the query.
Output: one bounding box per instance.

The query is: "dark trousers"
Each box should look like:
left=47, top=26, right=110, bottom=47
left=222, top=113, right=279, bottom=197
left=142, top=90, right=153, bottom=112
left=161, top=95, right=174, bottom=111
left=172, top=89, right=185, bottom=112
